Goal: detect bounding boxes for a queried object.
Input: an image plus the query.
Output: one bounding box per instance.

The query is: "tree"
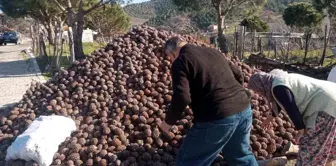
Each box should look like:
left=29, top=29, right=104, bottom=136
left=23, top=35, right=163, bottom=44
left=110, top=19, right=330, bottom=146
left=0, top=0, right=68, bottom=70
left=190, top=9, right=217, bottom=30
left=172, top=0, right=266, bottom=55
left=312, top=0, right=335, bottom=65
left=283, top=2, right=323, bottom=64
left=50, top=0, right=127, bottom=60
left=85, top=4, right=131, bottom=43
left=0, top=14, right=31, bottom=35
left=313, top=0, right=336, bottom=16
left=283, top=2, right=323, bottom=29
left=241, top=16, right=270, bottom=32
left=0, top=0, right=63, bottom=45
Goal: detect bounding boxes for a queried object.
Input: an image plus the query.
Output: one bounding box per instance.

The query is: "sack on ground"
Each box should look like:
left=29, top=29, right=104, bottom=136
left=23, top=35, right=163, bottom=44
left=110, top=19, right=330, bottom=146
left=5, top=115, right=76, bottom=166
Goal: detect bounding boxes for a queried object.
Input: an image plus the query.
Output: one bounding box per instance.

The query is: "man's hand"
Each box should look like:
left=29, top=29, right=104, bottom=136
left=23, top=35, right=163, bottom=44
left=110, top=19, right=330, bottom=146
left=261, top=114, right=274, bottom=131
left=294, top=129, right=305, bottom=145
left=159, top=121, right=174, bottom=140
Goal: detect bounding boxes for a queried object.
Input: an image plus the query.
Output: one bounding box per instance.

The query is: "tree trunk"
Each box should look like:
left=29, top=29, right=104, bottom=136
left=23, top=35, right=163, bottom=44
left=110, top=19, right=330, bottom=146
left=36, top=23, right=41, bottom=56
left=67, top=27, right=75, bottom=63
left=30, top=24, right=35, bottom=53
left=65, top=0, right=76, bottom=62
left=320, top=24, right=330, bottom=66
left=45, top=22, right=55, bottom=45
left=73, top=12, right=85, bottom=59
left=98, top=31, right=106, bottom=44
left=216, top=4, right=228, bottom=54
left=52, top=21, right=64, bottom=70
left=59, top=38, right=65, bottom=68
left=56, top=29, right=64, bottom=69
left=52, top=27, right=58, bottom=58
left=303, top=32, right=311, bottom=65
left=52, top=22, right=60, bottom=70
left=101, top=35, right=106, bottom=44
left=40, top=32, right=47, bottom=56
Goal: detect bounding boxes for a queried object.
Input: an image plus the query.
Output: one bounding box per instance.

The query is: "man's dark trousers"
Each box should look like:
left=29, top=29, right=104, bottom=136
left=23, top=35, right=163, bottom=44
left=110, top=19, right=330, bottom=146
left=175, top=105, right=258, bottom=166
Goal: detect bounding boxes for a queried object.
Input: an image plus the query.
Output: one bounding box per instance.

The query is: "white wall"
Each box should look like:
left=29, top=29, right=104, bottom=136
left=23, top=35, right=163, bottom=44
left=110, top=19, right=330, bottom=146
left=62, top=28, right=97, bottom=43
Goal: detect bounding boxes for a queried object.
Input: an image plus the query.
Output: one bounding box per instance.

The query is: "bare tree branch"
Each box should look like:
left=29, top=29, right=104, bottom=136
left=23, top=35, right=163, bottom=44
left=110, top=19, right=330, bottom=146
left=221, top=0, right=236, bottom=15
left=211, top=0, right=218, bottom=8
left=50, top=0, right=66, bottom=12
left=79, top=0, right=84, bottom=13
left=231, top=0, right=251, bottom=9
left=85, top=0, right=115, bottom=15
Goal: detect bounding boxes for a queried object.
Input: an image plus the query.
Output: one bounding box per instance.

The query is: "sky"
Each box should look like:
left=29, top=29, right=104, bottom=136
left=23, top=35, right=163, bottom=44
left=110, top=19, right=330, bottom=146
left=0, top=0, right=150, bottom=12
left=131, top=0, right=150, bottom=4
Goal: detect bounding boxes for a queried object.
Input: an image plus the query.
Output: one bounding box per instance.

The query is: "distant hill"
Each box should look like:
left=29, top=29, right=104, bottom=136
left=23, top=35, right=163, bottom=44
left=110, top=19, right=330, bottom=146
left=266, top=0, right=312, bottom=12
left=124, top=0, right=215, bottom=31
left=124, top=0, right=313, bottom=31
left=124, top=0, right=177, bottom=19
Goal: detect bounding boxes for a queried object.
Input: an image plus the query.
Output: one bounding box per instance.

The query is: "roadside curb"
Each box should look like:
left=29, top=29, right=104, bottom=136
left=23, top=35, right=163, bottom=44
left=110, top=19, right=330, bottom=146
left=0, top=42, right=42, bottom=111
left=22, top=47, right=46, bottom=84
left=0, top=46, right=46, bottom=111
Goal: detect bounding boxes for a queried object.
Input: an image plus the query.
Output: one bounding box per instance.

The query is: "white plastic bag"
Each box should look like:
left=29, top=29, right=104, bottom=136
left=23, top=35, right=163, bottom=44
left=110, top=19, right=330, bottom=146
left=6, top=115, right=76, bottom=166
left=328, top=66, right=336, bottom=83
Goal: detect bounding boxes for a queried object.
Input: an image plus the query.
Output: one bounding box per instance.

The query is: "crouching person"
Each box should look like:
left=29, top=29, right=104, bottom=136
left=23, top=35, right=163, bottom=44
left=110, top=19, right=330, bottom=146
left=248, top=69, right=336, bottom=166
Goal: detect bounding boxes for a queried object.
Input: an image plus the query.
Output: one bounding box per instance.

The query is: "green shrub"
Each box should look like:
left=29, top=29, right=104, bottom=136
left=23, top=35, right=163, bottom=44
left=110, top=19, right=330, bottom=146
left=241, top=16, right=270, bottom=32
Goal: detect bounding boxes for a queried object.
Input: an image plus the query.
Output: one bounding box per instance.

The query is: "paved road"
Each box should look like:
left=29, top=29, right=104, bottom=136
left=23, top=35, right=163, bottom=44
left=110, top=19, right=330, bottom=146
left=0, top=42, right=45, bottom=109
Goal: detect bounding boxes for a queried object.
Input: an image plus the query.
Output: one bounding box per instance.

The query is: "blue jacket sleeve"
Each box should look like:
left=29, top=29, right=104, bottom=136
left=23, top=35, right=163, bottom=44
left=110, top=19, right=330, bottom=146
left=272, top=85, right=305, bottom=130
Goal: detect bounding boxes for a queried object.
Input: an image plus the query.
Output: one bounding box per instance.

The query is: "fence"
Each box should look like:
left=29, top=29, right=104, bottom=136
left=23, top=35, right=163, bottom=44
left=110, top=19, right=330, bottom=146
left=227, top=25, right=336, bottom=67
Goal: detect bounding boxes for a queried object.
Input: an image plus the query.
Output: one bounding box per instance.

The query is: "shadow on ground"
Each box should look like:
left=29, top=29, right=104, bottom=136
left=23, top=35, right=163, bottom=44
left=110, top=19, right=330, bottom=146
left=0, top=58, right=43, bottom=78
left=0, top=50, right=21, bottom=54
left=35, top=56, right=72, bottom=75
left=0, top=54, right=70, bottom=79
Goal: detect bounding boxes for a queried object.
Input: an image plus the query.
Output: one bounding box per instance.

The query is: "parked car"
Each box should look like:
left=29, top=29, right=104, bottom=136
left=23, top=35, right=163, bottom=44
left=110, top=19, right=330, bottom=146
left=0, top=31, right=20, bottom=45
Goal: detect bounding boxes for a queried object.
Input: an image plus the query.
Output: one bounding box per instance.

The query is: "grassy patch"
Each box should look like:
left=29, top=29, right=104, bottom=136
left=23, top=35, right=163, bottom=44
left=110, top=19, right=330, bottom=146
left=244, top=48, right=336, bottom=67
left=46, top=42, right=105, bottom=57
left=224, top=25, right=237, bottom=35
left=35, top=56, right=52, bottom=80
left=36, top=42, right=105, bottom=80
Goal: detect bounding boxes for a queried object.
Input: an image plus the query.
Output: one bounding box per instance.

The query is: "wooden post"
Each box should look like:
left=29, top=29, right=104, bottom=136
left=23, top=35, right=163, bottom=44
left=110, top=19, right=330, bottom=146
left=286, top=36, right=291, bottom=62
left=233, top=26, right=237, bottom=56
left=274, top=39, right=277, bottom=59
left=257, top=36, right=261, bottom=52
left=251, top=30, right=256, bottom=52
left=257, top=36, right=261, bottom=53
left=237, top=25, right=245, bottom=59
left=267, top=31, right=273, bottom=57
left=303, top=32, right=311, bottom=64
left=300, top=38, right=304, bottom=49
left=320, top=24, right=330, bottom=66
left=242, top=26, right=246, bottom=58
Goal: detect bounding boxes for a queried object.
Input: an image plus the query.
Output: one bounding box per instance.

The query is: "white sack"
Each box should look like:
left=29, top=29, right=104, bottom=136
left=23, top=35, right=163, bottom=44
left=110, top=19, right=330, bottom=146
left=6, top=115, right=76, bottom=166
left=328, top=66, right=336, bottom=83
